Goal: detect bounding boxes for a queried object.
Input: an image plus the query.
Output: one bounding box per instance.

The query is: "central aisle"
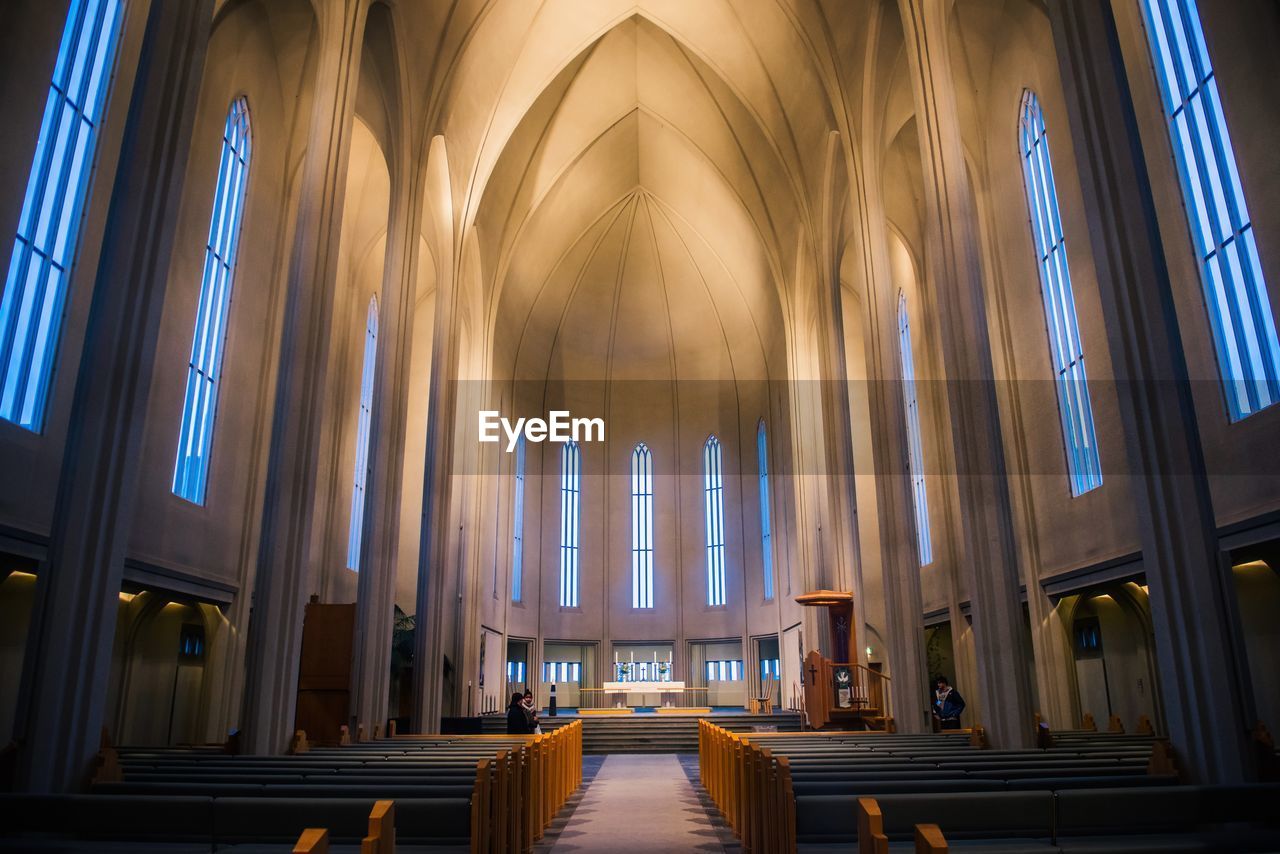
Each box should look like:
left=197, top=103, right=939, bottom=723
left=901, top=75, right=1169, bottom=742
left=546, top=754, right=726, bottom=852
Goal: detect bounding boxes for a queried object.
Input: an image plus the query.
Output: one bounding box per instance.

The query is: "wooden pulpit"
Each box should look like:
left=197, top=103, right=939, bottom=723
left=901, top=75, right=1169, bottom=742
left=796, top=590, right=889, bottom=730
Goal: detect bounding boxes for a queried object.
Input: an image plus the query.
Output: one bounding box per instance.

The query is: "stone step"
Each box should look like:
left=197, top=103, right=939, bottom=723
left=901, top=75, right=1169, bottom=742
left=478, top=711, right=803, bottom=753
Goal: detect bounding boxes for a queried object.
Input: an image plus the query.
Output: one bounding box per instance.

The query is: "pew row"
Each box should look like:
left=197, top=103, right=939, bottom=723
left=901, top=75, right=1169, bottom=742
left=851, top=788, right=1280, bottom=853
left=697, top=721, right=1279, bottom=853
left=0, top=722, right=582, bottom=853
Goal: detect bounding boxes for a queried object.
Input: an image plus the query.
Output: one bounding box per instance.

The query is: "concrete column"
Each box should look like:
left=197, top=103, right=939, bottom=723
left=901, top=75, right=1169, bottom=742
left=848, top=146, right=929, bottom=732
left=239, top=0, right=365, bottom=755
left=412, top=243, right=463, bottom=734
left=351, top=169, right=422, bottom=736
left=895, top=0, right=1035, bottom=747
left=1048, top=0, right=1251, bottom=782
left=12, top=0, right=212, bottom=792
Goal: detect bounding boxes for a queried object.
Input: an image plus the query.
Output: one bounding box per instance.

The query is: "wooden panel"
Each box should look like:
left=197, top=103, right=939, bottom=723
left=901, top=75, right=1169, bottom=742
left=295, top=603, right=355, bottom=743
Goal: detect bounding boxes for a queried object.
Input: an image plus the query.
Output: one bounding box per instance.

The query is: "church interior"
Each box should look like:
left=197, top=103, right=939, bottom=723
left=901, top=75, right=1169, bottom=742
left=0, top=0, right=1278, bottom=850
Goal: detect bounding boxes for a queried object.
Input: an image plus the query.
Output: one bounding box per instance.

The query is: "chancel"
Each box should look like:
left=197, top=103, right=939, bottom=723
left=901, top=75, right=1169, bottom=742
left=0, top=0, right=1278, bottom=851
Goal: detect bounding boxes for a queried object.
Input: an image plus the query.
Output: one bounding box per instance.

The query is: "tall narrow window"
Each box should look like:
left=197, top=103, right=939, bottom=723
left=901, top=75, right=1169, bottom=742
left=1, top=0, right=126, bottom=430
left=346, top=297, right=378, bottom=570
left=172, top=98, right=253, bottom=503
left=631, top=443, right=654, bottom=609
left=511, top=434, right=526, bottom=602
left=1019, top=91, right=1103, bottom=496
left=898, top=293, right=932, bottom=566
left=703, top=435, right=727, bottom=606
left=559, top=440, right=580, bottom=608
left=756, top=420, right=774, bottom=601
left=1140, top=0, right=1280, bottom=420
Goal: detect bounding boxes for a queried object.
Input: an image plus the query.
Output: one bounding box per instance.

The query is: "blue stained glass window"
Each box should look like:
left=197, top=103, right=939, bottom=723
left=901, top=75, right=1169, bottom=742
left=704, top=435, right=727, bottom=606
left=172, top=97, right=252, bottom=503
left=1140, top=0, right=1280, bottom=420
left=757, top=420, right=774, bottom=601
left=346, top=297, right=378, bottom=570
left=0, top=0, right=126, bottom=430
left=1019, top=90, right=1103, bottom=496
left=631, top=443, right=654, bottom=609
left=559, top=441, right=580, bottom=608
left=512, top=434, right=525, bottom=602
left=898, top=292, right=932, bottom=566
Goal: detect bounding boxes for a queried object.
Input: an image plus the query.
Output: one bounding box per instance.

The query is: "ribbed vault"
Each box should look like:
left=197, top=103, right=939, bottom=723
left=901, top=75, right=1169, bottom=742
left=478, top=15, right=794, bottom=400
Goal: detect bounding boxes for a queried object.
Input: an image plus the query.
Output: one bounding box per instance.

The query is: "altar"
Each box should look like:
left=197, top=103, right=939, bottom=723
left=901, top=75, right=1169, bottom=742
left=581, top=680, right=711, bottom=709
left=600, top=680, right=685, bottom=707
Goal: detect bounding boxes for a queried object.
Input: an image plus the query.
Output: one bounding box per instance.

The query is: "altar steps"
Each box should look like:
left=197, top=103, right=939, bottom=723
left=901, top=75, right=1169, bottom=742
left=479, top=711, right=803, bottom=753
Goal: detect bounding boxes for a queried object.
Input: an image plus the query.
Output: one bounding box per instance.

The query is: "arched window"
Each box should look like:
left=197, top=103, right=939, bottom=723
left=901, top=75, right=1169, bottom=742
left=1019, top=91, right=1103, bottom=496
left=898, top=292, right=932, bottom=566
left=631, top=443, right=654, bottom=609
left=703, top=435, right=727, bottom=606
left=1140, top=0, right=1280, bottom=420
left=757, top=420, right=774, bottom=601
left=172, top=97, right=253, bottom=503
left=346, top=297, right=378, bottom=570
left=1, top=0, right=127, bottom=430
left=511, top=434, right=525, bottom=603
left=559, top=440, right=580, bottom=608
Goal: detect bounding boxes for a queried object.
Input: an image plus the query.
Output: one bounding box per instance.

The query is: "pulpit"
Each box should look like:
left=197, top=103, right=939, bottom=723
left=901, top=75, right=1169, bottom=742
left=795, top=590, right=891, bottom=730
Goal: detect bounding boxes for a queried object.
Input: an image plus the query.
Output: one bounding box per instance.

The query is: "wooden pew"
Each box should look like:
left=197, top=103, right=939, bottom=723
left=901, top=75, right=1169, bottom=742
left=361, top=800, right=394, bottom=854
left=294, top=828, right=330, bottom=854
left=914, top=823, right=948, bottom=853
left=856, top=797, right=889, bottom=854
left=470, top=758, right=491, bottom=854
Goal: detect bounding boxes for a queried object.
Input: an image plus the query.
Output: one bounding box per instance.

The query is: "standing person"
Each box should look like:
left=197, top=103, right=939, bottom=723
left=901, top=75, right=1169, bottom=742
left=932, top=675, right=966, bottom=730
left=522, top=690, right=542, bottom=734
left=507, top=692, right=529, bottom=734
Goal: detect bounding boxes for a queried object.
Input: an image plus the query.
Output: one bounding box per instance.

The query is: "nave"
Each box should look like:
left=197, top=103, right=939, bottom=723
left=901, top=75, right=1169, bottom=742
left=2, top=713, right=1277, bottom=851
left=2, top=0, right=1280, bottom=849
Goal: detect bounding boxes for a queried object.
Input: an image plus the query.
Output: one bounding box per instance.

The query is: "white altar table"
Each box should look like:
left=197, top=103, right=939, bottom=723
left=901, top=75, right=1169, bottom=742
left=601, top=680, right=686, bottom=706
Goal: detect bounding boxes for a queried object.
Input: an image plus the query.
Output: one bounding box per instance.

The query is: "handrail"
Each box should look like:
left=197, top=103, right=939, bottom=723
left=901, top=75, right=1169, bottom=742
left=802, top=652, right=892, bottom=730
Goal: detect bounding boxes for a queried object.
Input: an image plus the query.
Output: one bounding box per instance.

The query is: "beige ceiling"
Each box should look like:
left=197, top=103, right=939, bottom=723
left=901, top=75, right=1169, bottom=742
left=470, top=13, right=829, bottom=387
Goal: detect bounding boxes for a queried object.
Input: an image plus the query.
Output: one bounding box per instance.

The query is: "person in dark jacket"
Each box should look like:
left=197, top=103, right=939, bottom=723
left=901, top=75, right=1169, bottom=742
left=932, top=675, right=966, bottom=730
left=522, top=690, right=541, bottom=734
left=507, top=692, right=529, bottom=734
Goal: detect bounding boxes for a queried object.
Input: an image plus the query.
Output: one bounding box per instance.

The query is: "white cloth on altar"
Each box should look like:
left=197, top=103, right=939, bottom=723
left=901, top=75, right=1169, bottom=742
left=602, top=681, right=685, bottom=693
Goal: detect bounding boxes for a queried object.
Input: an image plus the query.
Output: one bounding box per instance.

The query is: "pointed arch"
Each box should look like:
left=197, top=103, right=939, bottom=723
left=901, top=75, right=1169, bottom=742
left=1019, top=89, right=1102, bottom=496
left=559, top=439, right=581, bottom=607
left=703, top=434, right=727, bottom=606
left=346, top=295, right=379, bottom=570
left=630, top=442, right=654, bottom=609
left=897, top=291, right=931, bottom=566
left=1, top=0, right=129, bottom=430
left=173, top=96, right=254, bottom=503
left=757, top=419, right=774, bottom=601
